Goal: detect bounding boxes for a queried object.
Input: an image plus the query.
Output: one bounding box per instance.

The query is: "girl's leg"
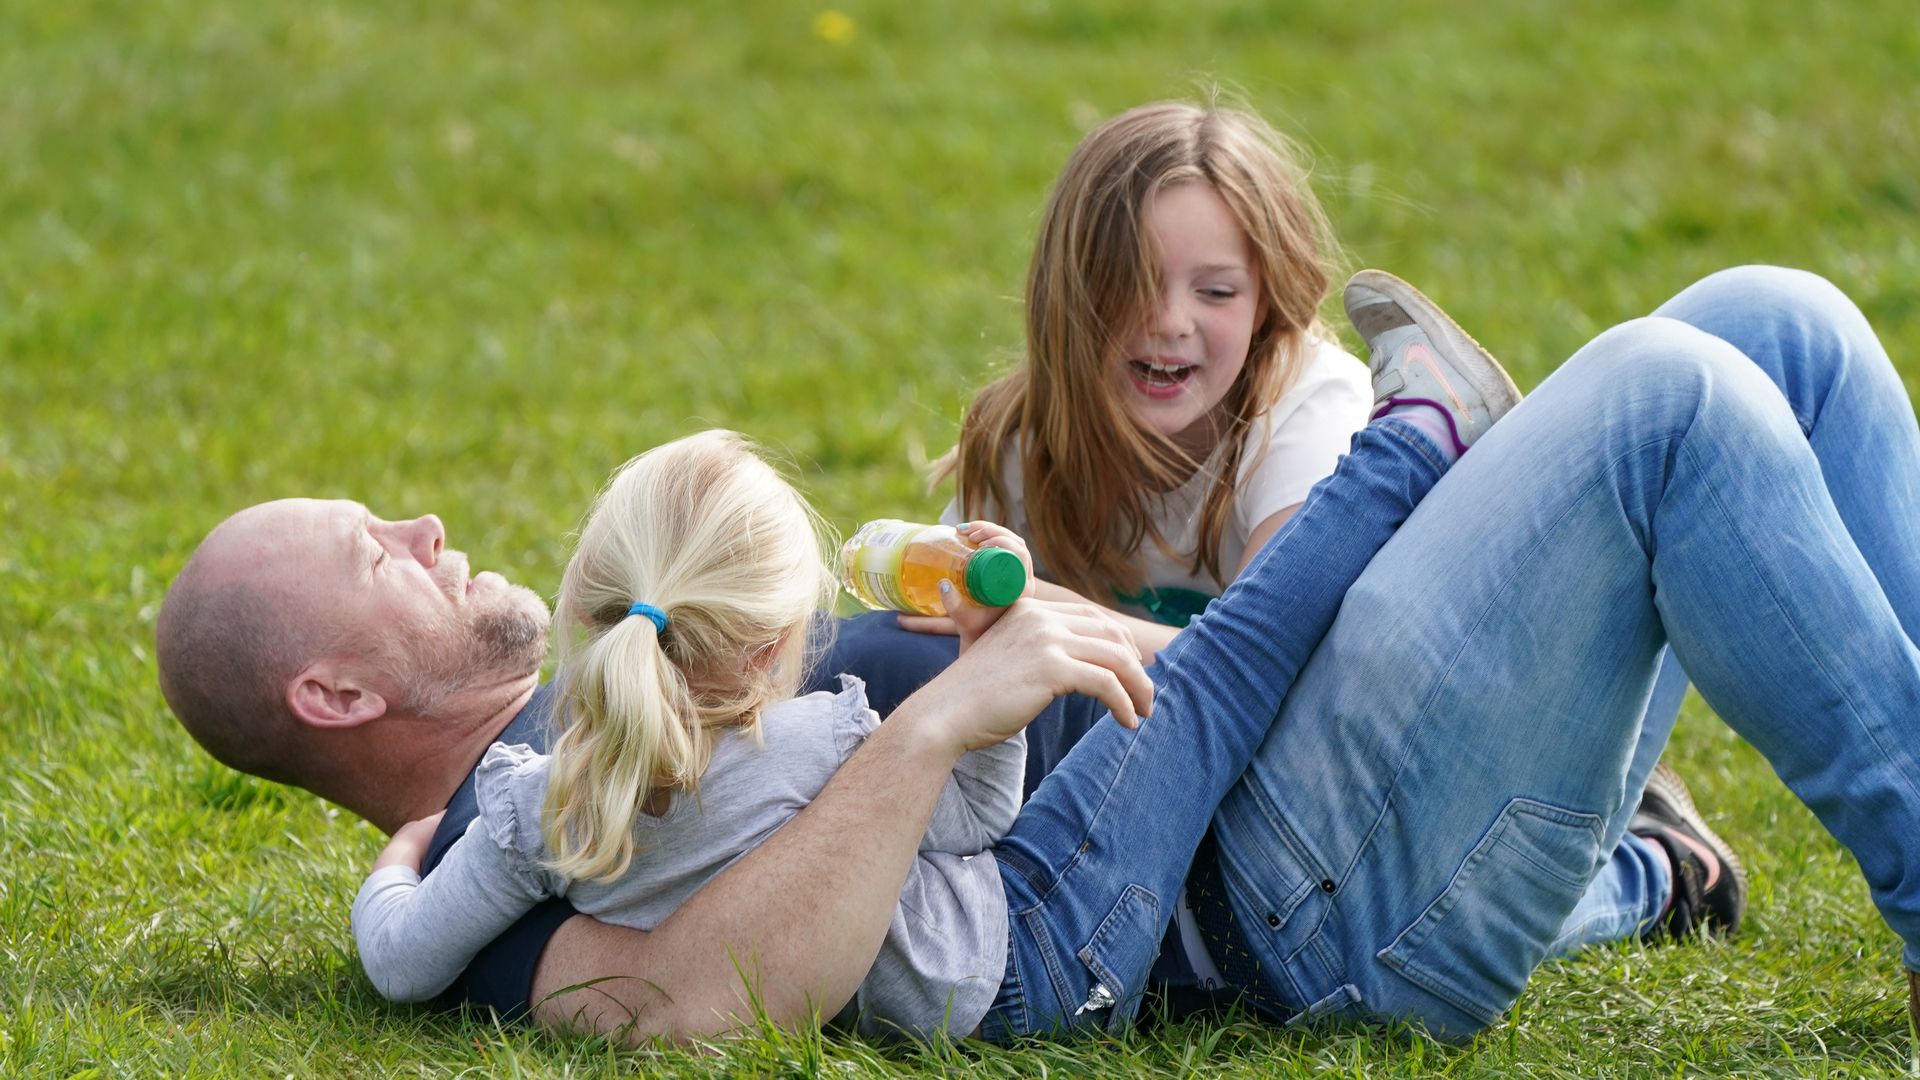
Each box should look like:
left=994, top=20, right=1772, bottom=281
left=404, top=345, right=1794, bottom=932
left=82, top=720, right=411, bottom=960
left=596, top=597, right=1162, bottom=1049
left=979, top=420, right=1448, bottom=1039
left=1211, top=315, right=1920, bottom=1037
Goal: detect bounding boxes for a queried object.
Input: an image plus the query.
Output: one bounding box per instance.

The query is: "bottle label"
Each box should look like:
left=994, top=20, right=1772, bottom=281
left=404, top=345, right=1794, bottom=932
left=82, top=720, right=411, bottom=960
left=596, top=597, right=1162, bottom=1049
left=844, top=520, right=917, bottom=612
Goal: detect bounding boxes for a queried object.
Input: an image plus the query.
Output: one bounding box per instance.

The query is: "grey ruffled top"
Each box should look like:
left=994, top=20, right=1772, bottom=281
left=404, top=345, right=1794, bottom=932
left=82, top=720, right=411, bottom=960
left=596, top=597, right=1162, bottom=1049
left=353, top=675, right=1020, bottom=1039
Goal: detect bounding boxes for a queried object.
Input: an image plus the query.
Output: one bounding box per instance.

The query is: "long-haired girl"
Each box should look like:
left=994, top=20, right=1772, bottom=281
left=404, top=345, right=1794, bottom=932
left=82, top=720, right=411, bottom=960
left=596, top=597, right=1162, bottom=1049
left=930, top=100, right=1477, bottom=659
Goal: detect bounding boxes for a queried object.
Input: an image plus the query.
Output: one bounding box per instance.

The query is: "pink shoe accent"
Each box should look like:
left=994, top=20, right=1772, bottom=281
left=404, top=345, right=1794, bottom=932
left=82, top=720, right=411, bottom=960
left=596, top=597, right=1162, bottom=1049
left=1406, top=342, right=1472, bottom=418
left=1371, top=396, right=1470, bottom=457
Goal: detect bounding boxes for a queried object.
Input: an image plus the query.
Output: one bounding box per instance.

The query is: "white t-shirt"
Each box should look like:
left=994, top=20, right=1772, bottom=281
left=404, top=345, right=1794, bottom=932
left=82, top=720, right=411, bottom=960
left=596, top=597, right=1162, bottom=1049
left=944, top=337, right=1370, bottom=624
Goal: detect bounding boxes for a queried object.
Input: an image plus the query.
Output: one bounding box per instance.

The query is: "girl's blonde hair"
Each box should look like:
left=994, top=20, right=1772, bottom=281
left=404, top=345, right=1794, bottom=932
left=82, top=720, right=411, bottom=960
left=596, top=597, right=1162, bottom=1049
left=543, top=430, right=836, bottom=883
left=939, top=100, right=1340, bottom=599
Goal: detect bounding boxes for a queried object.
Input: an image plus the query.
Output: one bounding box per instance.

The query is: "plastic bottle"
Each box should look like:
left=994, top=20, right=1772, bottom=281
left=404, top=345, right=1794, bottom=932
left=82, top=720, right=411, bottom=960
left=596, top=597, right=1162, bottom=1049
left=839, top=519, right=1029, bottom=615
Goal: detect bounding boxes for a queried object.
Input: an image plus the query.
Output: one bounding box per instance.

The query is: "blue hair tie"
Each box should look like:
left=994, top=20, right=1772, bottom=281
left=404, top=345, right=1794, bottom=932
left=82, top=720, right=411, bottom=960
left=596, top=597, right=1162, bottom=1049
left=626, top=602, right=669, bottom=634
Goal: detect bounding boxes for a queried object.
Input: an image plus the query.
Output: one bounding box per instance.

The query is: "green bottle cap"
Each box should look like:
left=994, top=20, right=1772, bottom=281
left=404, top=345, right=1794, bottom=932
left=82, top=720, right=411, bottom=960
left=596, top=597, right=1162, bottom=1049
left=964, top=547, right=1028, bottom=607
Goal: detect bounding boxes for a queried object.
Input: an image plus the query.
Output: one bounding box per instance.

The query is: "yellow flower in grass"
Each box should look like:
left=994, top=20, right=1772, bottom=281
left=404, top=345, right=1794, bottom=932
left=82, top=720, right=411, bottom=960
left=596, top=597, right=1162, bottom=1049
left=813, top=9, right=856, bottom=44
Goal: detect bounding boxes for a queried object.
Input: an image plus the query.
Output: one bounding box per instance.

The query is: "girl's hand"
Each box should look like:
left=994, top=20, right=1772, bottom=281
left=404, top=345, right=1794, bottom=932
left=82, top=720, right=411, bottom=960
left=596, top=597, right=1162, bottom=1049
left=898, top=521, right=1037, bottom=641
left=943, top=521, right=1038, bottom=652
left=955, top=520, right=1038, bottom=599
left=373, top=810, right=446, bottom=874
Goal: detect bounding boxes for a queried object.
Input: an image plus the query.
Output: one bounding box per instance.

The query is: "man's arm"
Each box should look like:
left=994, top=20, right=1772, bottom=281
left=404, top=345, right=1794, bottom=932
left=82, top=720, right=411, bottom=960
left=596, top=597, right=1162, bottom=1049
left=529, top=697, right=959, bottom=1038
left=527, top=598, right=1152, bottom=1043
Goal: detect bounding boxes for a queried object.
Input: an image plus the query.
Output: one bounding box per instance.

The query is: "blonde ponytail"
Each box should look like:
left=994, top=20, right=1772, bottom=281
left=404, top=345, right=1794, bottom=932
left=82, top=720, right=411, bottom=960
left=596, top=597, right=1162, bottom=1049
left=543, top=431, right=836, bottom=883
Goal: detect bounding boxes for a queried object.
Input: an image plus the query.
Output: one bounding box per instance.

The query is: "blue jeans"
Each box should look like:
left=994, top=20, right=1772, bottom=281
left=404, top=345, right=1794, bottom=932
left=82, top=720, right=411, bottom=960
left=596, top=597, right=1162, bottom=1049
left=1210, top=265, right=1920, bottom=1036
left=978, top=418, right=1452, bottom=1039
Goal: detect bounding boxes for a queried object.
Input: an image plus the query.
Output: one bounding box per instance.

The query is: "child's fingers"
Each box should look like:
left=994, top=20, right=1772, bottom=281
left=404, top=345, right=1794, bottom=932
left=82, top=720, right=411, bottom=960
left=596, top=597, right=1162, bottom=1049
left=896, top=613, right=960, bottom=636
left=942, top=579, right=1001, bottom=637
left=961, top=520, right=1020, bottom=544
left=967, top=527, right=1036, bottom=589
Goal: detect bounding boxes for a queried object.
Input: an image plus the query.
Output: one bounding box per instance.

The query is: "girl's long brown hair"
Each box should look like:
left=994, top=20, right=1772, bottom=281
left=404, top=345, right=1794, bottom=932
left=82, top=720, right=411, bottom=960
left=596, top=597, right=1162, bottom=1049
left=939, top=100, right=1341, bottom=600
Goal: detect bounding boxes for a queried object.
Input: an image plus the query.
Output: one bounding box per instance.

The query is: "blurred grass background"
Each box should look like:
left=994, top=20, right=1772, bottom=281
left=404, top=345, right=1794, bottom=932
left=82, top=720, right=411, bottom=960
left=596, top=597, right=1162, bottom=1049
left=4, top=0, right=1919, bottom=1074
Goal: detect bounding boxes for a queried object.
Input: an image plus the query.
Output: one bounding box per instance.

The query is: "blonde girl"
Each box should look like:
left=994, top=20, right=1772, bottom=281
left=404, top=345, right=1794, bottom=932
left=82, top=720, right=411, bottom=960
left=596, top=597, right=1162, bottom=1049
left=932, top=100, right=1389, bottom=659
left=351, top=431, right=1030, bottom=1037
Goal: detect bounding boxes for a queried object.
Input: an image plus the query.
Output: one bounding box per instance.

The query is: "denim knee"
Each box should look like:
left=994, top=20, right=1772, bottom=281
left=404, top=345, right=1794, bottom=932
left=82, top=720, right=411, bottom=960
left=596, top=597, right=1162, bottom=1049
left=1581, top=318, right=1775, bottom=419
left=1653, top=265, right=1889, bottom=425
left=1668, top=264, right=1863, bottom=331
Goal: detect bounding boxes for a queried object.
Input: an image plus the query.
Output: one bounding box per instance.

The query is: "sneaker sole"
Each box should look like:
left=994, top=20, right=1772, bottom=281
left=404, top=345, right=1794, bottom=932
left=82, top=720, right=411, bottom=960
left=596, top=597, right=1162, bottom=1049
left=1643, top=761, right=1748, bottom=910
left=1347, top=269, right=1524, bottom=423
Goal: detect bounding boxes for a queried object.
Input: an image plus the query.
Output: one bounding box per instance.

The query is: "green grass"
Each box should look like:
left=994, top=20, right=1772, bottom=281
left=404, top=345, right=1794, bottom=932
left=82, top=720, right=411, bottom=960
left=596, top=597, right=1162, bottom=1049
left=5, top=0, right=1920, bottom=1074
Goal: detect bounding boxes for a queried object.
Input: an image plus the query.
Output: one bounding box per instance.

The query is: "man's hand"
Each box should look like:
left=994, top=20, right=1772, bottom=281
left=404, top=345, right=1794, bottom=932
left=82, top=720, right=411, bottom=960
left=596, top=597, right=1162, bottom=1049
left=372, top=810, right=446, bottom=874
left=919, top=595, right=1154, bottom=756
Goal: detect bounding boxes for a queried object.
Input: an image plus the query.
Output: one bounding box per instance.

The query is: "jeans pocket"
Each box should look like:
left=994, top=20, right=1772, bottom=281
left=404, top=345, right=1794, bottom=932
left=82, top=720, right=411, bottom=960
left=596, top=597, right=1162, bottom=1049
left=1377, top=797, right=1604, bottom=1027
left=1075, top=883, right=1163, bottom=1034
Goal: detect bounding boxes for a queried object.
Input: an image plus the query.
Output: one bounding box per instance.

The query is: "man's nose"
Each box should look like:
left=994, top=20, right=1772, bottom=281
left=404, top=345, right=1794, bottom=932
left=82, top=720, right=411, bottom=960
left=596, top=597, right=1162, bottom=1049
left=399, top=514, right=446, bottom=566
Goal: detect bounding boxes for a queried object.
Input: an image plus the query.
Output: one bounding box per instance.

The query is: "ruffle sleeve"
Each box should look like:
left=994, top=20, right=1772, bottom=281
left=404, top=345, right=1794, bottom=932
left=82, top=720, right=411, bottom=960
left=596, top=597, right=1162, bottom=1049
left=472, top=742, right=556, bottom=870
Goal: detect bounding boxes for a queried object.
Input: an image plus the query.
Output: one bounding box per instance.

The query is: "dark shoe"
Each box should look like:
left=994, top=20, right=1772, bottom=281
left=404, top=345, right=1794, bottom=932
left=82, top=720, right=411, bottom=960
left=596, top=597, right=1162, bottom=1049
left=1908, top=968, right=1917, bottom=1037
left=1630, top=762, right=1747, bottom=940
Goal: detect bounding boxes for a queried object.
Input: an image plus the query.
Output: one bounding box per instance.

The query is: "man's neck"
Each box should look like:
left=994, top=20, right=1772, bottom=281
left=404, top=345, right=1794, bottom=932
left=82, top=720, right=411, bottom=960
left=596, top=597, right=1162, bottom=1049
left=352, top=671, right=540, bottom=834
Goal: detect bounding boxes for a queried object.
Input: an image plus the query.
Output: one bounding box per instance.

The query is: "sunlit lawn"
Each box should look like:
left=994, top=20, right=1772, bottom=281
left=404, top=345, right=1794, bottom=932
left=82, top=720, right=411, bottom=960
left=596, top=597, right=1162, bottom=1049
left=5, top=0, right=1920, bottom=1074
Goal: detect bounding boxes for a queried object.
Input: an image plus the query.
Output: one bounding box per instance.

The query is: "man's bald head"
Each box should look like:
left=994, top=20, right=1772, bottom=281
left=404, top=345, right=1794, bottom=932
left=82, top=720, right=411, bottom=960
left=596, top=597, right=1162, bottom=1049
left=156, top=502, right=334, bottom=783
left=156, top=499, right=551, bottom=791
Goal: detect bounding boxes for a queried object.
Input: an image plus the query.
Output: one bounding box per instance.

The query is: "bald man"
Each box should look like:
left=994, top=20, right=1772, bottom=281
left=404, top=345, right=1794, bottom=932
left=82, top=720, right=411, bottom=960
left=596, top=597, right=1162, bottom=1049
left=159, top=490, right=1760, bottom=1043
left=156, top=497, right=1153, bottom=1038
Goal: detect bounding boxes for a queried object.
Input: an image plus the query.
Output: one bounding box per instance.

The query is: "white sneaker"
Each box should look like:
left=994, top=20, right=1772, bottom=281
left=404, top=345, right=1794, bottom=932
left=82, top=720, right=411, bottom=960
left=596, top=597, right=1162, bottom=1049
left=1344, top=269, right=1523, bottom=454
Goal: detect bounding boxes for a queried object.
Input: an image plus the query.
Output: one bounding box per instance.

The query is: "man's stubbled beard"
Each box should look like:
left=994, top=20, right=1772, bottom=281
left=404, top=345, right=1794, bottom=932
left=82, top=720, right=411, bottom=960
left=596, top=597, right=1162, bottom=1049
left=385, top=579, right=552, bottom=717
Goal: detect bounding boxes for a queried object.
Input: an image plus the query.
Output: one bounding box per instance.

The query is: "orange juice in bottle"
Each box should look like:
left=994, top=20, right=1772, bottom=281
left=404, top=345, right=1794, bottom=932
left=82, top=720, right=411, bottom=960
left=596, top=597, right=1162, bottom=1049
left=840, top=519, right=1028, bottom=615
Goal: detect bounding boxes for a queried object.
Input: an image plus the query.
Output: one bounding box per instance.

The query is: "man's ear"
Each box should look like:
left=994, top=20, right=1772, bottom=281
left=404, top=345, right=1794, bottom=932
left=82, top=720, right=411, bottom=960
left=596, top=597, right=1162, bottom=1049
left=287, top=659, right=389, bottom=730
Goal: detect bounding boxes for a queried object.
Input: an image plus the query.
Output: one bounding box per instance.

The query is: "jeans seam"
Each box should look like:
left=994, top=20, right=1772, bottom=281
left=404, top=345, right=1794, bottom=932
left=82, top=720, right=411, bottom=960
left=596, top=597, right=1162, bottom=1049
left=986, top=924, right=1028, bottom=1038
left=1343, top=434, right=1667, bottom=894
left=1020, top=907, right=1073, bottom=1033
left=994, top=844, right=1063, bottom=902
left=1675, top=435, right=1920, bottom=809
left=1372, top=415, right=1452, bottom=474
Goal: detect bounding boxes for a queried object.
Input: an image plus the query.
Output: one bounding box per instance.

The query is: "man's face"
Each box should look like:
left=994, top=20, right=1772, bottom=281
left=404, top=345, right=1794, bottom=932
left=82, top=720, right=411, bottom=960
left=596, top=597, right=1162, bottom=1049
left=222, top=498, right=551, bottom=712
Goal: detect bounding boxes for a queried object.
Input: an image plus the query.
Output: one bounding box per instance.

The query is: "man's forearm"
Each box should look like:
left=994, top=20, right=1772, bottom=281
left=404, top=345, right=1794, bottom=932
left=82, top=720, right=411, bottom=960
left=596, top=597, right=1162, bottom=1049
left=528, top=685, right=967, bottom=1042
left=526, top=596, right=1153, bottom=1043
